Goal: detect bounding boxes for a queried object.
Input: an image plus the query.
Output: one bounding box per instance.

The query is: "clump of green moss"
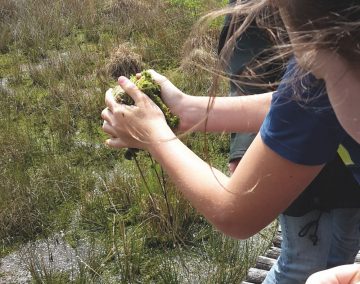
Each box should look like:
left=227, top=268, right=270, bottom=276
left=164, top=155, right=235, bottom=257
left=112, top=70, right=179, bottom=129
left=111, top=70, right=179, bottom=160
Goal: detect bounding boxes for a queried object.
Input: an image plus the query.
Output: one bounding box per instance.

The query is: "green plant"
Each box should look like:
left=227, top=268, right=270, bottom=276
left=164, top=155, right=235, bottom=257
left=113, top=70, right=179, bottom=129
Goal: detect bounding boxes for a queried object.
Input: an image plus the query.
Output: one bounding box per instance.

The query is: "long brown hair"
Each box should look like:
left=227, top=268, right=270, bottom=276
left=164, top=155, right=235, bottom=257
left=192, top=0, right=360, bottom=81
left=184, top=0, right=360, bottom=108
left=275, top=0, right=360, bottom=66
left=184, top=1, right=289, bottom=95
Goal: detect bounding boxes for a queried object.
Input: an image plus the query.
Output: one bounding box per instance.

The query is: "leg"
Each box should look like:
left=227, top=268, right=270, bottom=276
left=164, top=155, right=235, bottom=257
left=327, top=208, right=360, bottom=268
left=263, top=211, right=332, bottom=284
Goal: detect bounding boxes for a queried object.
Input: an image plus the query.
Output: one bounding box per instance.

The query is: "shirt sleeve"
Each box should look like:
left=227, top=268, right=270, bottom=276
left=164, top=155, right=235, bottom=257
left=260, top=59, right=346, bottom=165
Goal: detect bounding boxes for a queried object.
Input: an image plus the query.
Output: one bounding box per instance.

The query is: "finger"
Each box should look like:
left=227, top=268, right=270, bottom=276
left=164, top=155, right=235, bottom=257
left=105, top=88, right=117, bottom=111
left=118, top=76, right=145, bottom=105
left=102, top=121, right=117, bottom=137
left=146, top=69, right=177, bottom=94
left=101, top=107, right=114, bottom=122
left=146, top=69, right=167, bottom=84
left=105, top=138, right=126, bottom=149
left=306, top=264, right=360, bottom=284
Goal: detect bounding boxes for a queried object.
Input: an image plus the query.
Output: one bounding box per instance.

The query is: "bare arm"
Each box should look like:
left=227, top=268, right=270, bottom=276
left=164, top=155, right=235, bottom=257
left=175, top=93, right=273, bottom=133
left=147, top=70, right=272, bottom=134
left=148, top=133, right=323, bottom=238
left=102, top=77, right=323, bottom=239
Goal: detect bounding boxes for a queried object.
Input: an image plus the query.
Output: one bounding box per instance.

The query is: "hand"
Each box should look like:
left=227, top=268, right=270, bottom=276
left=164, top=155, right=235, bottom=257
left=141, top=70, right=188, bottom=123
left=101, top=76, right=175, bottom=149
left=306, top=264, right=360, bottom=284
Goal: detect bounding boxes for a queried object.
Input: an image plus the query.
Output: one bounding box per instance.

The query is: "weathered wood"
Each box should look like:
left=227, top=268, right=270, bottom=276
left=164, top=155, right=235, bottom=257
left=272, top=233, right=282, bottom=248
left=242, top=227, right=360, bottom=284
left=242, top=231, right=281, bottom=283
left=245, top=267, right=268, bottom=284
left=255, top=255, right=277, bottom=271
left=265, top=246, right=281, bottom=259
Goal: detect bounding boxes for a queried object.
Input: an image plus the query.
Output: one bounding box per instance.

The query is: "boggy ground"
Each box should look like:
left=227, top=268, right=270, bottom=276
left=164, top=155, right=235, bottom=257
left=0, top=0, right=276, bottom=282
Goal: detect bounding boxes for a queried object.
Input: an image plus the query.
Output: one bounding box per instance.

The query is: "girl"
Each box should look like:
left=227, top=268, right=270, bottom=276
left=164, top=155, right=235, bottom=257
left=218, top=2, right=360, bottom=282
left=101, top=0, right=360, bottom=282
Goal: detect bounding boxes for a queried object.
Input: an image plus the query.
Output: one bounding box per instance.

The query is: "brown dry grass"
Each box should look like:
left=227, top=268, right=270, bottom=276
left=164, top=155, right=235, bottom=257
left=105, top=43, right=144, bottom=79
left=180, top=27, right=219, bottom=73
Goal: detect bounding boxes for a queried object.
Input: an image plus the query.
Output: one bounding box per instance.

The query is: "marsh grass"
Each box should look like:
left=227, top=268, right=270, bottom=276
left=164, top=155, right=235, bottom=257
left=0, top=0, right=276, bottom=282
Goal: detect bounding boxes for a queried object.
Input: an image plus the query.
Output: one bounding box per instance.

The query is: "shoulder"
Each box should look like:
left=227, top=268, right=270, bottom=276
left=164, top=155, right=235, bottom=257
left=260, top=59, right=346, bottom=165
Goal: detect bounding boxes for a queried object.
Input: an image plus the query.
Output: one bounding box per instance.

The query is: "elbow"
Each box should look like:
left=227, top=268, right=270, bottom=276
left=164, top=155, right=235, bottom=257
left=210, top=213, right=262, bottom=240
left=216, top=224, right=258, bottom=240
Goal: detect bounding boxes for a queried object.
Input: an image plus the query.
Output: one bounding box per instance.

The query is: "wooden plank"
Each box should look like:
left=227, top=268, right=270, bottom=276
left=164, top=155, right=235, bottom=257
left=265, top=246, right=281, bottom=259
left=255, top=255, right=277, bottom=271
left=242, top=224, right=360, bottom=284
left=272, top=233, right=282, bottom=248
left=245, top=267, right=268, bottom=284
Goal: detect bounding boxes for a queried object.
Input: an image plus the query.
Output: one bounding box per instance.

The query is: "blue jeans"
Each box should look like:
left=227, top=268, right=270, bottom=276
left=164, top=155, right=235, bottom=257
left=263, top=209, right=360, bottom=284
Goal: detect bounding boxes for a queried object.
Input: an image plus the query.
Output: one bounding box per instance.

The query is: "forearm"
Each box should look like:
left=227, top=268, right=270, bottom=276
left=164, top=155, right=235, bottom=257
left=149, top=133, right=233, bottom=227
left=104, top=75, right=321, bottom=240
left=177, top=92, right=273, bottom=133
left=147, top=132, right=318, bottom=239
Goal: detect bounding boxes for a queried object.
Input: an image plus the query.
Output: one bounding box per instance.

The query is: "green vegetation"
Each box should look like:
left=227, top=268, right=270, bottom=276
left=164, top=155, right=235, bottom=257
left=113, top=70, right=180, bottom=129
left=0, top=0, right=276, bottom=282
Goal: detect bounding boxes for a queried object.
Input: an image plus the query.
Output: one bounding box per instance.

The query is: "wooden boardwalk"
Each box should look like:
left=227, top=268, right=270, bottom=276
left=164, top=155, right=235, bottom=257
left=242, top=228, right=360, bottom=284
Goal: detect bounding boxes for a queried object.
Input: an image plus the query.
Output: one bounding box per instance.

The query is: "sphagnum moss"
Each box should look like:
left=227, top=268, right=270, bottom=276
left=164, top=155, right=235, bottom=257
left=111, top=70, right=180, bottom=159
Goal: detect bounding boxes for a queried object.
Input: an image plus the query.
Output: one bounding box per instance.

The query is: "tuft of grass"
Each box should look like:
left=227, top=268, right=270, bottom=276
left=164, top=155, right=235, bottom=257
left=105, top=43, right=144, bottom=80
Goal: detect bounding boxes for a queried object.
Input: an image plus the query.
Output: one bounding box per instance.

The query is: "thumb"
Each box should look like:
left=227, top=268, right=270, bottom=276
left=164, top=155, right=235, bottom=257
left=147, top=69, right=183, bottom=99
left=105, top=138, right=125, bottom=149
left=146, top=69, right=167, bottom=84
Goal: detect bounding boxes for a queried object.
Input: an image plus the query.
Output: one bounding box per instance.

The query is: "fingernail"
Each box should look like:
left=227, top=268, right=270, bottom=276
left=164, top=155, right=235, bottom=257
left=118, top=76, right=126, bottom=84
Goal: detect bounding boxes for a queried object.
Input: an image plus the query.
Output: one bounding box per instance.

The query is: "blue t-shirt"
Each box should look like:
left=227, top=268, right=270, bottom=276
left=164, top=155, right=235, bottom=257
left=260, top=59, right=360, bottom=173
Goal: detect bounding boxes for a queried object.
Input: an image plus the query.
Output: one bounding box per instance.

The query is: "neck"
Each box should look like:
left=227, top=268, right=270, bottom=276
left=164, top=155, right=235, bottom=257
left=317, top=51, right=360, bottom=143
